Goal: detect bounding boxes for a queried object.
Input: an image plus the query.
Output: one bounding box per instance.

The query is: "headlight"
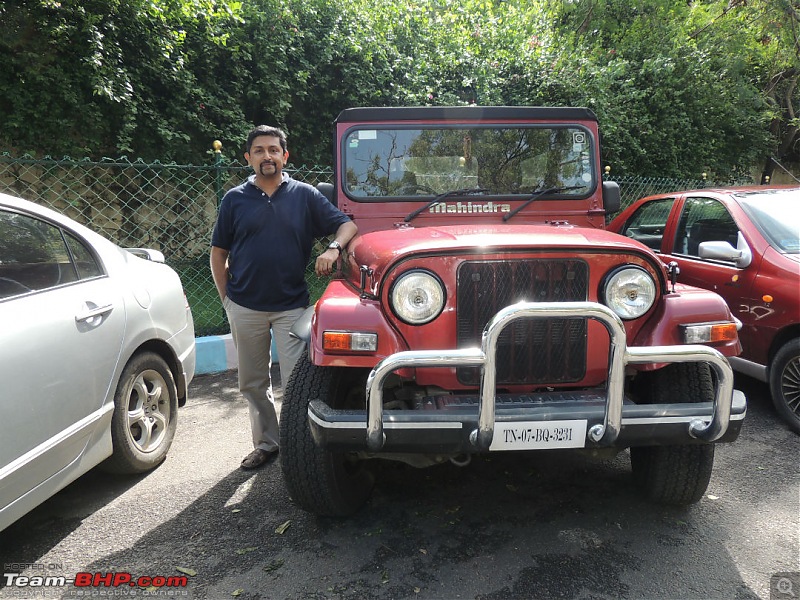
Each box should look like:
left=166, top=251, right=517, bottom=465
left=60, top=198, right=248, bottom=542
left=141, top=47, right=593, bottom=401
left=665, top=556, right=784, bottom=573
left=390, top=270, right=445, bottom=325
left=602, top=266, right=656, bottom=320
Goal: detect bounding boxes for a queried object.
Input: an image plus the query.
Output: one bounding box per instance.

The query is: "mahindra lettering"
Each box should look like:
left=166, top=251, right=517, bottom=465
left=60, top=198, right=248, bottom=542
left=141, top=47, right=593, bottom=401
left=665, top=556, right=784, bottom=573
left=279, top=107, right=746, bottom=516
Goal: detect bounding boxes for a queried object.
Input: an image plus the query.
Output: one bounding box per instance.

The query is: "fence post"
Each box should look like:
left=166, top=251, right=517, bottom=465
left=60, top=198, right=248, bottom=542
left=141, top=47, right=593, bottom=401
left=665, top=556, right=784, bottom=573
left=213, top=140, right=224, bottom=206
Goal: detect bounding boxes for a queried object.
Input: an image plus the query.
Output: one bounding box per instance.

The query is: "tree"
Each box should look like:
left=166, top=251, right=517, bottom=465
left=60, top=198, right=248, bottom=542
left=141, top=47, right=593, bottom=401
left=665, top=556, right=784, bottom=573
left=0, top=0, right=795, bottom=180
left=0, top=0, right=245, bottom=161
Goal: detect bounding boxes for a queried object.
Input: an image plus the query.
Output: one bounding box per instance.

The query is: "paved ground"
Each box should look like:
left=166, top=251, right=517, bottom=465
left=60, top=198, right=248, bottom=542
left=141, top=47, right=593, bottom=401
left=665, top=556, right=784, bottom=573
left=1, top=369, right=798, bottom=600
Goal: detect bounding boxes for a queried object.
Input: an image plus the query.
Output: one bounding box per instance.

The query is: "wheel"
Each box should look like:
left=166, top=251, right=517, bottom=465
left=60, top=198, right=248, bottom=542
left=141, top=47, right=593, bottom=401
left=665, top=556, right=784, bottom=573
left=103, top=352, right=178, bottom=474
left=769, top=339, right=800, bottom=434
left=279, top=351, right=375, bottom=516
left=629, top=363, right=715, bottom=505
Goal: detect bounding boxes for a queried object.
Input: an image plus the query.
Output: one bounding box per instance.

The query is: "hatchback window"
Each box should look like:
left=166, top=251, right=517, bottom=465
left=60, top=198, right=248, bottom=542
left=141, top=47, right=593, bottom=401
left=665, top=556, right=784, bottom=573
left=737, top=190, right=800, bottom=254
left=620, top=198, right=675, bottom=250
left=675, top=198, right=739, bottom=258
left=0, top=210, right=100, bottom=299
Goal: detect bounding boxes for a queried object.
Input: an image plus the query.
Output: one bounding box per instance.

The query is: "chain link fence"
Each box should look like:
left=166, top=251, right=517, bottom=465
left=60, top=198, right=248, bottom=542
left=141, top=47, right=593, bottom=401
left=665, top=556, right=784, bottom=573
left=0, top=152, right=334, bottom=336
left=0, top=152, right=753, bottom=336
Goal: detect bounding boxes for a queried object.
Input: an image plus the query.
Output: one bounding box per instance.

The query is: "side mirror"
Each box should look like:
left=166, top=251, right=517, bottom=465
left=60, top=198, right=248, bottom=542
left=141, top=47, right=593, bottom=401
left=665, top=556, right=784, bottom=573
left=602, top=181, right=621, bottom=214
left=317, top=182, right=336, bottom=207
left=698, top=232, right=752, bottom=268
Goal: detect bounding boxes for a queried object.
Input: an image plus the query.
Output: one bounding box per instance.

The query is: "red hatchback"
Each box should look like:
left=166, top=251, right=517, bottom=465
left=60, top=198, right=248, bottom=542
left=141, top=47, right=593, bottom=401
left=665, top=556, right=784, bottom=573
left=609, top=186, right=800, bottom=433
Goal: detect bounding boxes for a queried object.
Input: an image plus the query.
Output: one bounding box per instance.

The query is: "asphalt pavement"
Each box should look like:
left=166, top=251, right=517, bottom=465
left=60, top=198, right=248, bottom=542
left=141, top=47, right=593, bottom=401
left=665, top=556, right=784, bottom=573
left=1, top=368, right=798, bottom=600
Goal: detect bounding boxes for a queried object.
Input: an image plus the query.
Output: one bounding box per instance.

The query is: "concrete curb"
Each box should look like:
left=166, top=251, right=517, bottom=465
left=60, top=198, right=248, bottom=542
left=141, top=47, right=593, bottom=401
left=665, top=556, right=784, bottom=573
left=194, top=334, right=279, bottom=375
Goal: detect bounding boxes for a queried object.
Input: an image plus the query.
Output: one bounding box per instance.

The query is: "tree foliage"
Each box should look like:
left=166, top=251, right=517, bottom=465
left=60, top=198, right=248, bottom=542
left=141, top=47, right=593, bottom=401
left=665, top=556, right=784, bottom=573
left=0, top=0, right=796, bottom=179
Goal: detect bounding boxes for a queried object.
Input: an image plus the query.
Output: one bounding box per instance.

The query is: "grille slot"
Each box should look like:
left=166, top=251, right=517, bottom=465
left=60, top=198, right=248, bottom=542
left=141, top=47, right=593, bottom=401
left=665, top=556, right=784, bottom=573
left=456, top=259, right=589, bottom=385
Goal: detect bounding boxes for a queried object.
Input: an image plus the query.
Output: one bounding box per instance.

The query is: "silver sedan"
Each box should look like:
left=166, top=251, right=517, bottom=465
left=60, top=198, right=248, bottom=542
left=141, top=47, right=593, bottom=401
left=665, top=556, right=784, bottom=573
left=0, top=192, right=195, bottom=532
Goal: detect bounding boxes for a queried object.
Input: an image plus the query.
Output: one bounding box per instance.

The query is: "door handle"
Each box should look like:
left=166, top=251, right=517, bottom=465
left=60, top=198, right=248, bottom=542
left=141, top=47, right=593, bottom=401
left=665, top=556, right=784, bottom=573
left=75, top=303, right=114, bottom=322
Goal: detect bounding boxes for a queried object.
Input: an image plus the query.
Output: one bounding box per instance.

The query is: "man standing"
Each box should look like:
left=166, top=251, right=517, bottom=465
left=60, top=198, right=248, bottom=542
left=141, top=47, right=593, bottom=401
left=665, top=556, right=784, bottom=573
left=210, top=125, right=357, bottom=469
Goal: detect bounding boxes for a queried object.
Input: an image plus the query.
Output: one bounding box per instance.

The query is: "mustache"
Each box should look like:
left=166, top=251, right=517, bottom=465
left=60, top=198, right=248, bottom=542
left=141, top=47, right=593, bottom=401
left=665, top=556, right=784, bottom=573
left=259, top=160, right=278, bottom=172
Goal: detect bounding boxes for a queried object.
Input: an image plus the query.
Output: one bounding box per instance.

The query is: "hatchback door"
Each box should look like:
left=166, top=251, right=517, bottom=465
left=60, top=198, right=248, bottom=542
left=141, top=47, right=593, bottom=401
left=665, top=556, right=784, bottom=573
left=668, top=195, right=759, bottom=350
left=0, top=207, right=125, bottom=513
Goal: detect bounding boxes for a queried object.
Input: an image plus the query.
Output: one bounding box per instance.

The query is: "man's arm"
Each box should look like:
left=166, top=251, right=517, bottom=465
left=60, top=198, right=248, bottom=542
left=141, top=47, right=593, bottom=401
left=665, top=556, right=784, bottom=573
left=210, top=246, right=230, bottom=302
left=315, top=220, right=358, bottom=276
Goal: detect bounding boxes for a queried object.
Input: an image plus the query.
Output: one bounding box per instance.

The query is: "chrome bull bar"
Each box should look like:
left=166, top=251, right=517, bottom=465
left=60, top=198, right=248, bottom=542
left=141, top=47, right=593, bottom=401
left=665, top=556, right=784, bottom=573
left=365, top=301, right=734, bottom=452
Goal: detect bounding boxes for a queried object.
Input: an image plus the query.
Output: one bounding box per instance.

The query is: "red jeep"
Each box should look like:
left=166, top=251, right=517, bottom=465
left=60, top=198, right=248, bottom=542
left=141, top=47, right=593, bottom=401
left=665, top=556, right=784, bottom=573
left=280, top=106, right=746, bottom=516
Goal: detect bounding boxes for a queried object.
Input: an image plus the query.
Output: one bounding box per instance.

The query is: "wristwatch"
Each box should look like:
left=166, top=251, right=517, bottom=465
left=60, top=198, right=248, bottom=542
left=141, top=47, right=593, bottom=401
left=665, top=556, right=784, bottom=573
left=327, top=241, right=343, bottom=255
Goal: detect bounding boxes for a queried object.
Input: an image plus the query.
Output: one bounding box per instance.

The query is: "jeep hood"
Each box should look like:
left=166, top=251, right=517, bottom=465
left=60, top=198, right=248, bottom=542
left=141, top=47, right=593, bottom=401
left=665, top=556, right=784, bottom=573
left=348, top=223, right=656, bottom=282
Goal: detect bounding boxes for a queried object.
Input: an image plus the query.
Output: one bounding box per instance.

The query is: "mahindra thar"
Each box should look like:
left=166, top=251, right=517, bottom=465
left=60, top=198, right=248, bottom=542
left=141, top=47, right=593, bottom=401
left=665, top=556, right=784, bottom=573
left=279, top=106, right=746, bottom=516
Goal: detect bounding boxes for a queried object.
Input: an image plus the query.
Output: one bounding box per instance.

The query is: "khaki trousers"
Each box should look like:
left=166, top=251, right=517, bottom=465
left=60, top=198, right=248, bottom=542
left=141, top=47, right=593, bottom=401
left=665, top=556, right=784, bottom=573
left=223, top=297, right=305, bottom=452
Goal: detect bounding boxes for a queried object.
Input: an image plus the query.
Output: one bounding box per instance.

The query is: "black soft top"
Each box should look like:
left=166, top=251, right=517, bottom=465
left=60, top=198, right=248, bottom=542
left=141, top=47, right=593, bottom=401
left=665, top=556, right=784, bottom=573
left=336, top=106, right=597, bottom=123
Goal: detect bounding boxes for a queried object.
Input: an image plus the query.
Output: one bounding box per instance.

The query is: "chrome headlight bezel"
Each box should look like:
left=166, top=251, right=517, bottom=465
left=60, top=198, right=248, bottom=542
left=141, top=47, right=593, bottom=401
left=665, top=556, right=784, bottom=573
left=389, top=269, right=446, bottom=325
left=602, top=265, right=657, bottom=320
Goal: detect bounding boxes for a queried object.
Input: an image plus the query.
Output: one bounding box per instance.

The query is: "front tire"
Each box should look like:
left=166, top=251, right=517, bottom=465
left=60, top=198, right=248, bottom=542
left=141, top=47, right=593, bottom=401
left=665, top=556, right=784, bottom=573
left=630, top=363, right=715, bottom=505
left=769, top=339, right=800, bottom=434
left=103, top=352, right=178, bottom=474
left=280, top=352, right=375, bottom=516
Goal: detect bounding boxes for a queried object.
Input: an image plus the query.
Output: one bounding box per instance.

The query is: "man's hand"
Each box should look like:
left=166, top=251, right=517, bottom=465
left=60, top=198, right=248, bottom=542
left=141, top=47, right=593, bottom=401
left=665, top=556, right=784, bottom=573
left=315, top=248, right=341, bottom=276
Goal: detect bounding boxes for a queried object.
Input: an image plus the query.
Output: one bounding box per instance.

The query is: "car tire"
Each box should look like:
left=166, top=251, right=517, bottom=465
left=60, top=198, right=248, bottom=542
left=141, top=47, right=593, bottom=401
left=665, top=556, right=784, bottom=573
left=769, top=338, right=800, bottom=434
left=280, top=351, right=375, bottom=516
left=103, top=352, right=178, bottom=474
left=630, top=363, right=715, bottom=505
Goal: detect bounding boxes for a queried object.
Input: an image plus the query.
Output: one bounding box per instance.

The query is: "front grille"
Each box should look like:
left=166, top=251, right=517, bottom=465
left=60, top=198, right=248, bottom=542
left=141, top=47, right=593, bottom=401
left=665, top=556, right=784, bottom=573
left=456, top=259, right=589, bottom=385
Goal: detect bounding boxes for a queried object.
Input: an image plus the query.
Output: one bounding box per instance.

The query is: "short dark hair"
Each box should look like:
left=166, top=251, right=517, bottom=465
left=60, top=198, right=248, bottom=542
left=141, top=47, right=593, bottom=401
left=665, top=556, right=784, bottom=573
left=246, top=125, right=287, bottom=154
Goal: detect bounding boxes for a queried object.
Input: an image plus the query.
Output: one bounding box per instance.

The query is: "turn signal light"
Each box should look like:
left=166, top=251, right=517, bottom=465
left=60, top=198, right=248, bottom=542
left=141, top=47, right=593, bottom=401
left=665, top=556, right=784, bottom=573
left=323, top=331, right=378, bottom=352
left=683, top=322, right=738, bottom=344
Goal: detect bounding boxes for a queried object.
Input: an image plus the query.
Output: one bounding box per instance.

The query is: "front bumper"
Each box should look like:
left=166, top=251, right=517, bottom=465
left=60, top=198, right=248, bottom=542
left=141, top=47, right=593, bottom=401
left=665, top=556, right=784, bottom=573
left=308, top=302, right=746, bottom=453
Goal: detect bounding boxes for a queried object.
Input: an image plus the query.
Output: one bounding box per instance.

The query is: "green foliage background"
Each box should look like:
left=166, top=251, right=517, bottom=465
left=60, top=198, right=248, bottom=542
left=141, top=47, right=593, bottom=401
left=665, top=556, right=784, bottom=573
left=0, top=0, right=797, bottom=180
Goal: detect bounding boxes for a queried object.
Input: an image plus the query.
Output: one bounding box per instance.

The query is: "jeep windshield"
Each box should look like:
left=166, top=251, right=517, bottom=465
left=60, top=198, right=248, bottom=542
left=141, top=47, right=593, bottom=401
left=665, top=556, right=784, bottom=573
left=342, top=125, right=596, bottom=200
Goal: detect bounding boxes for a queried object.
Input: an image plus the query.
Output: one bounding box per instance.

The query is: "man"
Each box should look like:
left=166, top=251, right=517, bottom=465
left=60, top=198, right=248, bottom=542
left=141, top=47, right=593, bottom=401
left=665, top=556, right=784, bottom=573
left=210, top=125, right=357, bottom=469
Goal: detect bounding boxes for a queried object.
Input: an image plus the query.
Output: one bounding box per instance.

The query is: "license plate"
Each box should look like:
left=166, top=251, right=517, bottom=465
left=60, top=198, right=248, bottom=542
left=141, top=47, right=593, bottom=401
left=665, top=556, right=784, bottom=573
left=489, top=420, right=587, bottom=451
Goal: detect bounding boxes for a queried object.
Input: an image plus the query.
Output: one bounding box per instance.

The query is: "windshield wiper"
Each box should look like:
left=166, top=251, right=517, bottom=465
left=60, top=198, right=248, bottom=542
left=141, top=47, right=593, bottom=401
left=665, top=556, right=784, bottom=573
left=404, top=187, right=489, bottom=223
left=502, top=185, right=587, bottom=222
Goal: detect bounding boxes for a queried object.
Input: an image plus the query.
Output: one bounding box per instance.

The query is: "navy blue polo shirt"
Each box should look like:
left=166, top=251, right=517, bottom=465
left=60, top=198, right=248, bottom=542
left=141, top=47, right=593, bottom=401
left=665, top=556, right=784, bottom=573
left=211, top=173, right=352, bottom=311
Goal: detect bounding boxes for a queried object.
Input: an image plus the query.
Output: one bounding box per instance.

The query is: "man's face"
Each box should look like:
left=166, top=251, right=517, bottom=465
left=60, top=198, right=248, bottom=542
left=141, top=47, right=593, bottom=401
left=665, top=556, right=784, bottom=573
left=246, top=135, right=288, bottom=177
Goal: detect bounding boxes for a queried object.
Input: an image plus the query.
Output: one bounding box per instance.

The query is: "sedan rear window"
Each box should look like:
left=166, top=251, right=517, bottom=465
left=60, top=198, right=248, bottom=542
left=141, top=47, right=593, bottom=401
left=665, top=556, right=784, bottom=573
left=0, top=210, right=102, bottom=299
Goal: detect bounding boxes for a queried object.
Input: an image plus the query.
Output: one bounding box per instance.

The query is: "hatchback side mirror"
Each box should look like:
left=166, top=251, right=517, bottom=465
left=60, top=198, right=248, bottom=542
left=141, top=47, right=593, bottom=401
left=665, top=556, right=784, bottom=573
left=698, top=232, right=752, bottom=268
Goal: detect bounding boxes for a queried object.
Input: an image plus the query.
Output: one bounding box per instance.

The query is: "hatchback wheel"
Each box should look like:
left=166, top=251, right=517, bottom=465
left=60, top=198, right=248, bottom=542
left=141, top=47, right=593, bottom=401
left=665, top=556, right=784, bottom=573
left=770, top=339, right=800, bottom=435
left=103, top=352, right=178, bottom=473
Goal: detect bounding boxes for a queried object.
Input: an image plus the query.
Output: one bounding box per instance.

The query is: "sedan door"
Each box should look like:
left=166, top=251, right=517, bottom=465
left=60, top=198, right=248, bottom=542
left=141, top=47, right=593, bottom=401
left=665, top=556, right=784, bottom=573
left=0, top=207, right=125, bottom=513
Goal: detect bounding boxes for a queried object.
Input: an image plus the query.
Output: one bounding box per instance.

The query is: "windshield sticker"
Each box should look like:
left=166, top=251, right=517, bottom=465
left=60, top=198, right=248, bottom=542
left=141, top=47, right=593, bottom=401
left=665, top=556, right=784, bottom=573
left=359, top=130, right=377, bottom=140
left=572, top=132, right=587, bottom=152
left=429, top=201, right=511, bottom=215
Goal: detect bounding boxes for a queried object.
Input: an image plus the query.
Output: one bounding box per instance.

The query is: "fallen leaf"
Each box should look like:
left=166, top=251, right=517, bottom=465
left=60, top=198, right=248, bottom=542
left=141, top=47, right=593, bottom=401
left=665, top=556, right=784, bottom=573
left=232, top=589, right=243, bottom=597
left=707, top=494, right=719, bottom=500
left=275, top=520, right=292, bottom=534
left=232, top=509, right=241, bottom=513
left=419, top=548, right=428, bottom=555
left=263, top=559, right=285, bottom=573
left=414, top=587, right=421, bottom=594
left=175, top=567, right=197, bottom=577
